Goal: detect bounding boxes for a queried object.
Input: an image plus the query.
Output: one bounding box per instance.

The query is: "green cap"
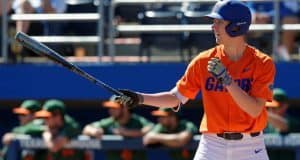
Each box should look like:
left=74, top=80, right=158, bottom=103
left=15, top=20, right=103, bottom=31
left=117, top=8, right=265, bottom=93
left=35, top=99, right=65, bottom=118
left=13, top=100, right=41, bottom=115
left=266, top=88, right=288, bottom=107
left=43, top=99, right=65, bottom=113
left=273, top=88, right=288, bottom=102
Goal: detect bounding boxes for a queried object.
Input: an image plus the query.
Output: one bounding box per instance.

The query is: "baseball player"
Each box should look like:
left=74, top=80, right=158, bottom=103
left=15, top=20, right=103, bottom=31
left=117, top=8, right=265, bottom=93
left=143, top=108, right=197, bottom=148
left=35, top=99, right=84, bottom=160
left=1, top=100, right=44, bottom=160
left=115, top=0, right=276, bottom=160
left=83, top=98, right=153, bottom=139
left=265, top=88, right=300, bottom=134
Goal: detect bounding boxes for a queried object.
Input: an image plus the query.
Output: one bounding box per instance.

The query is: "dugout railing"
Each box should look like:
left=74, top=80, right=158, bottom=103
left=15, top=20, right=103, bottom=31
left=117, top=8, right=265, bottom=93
left=108, top=0, right=300, bottom=62
left=1, top=0, right=300, bottom=63
left=10, top=13, right=102, bottom=44
left=5, top=134, right=300, bottom=160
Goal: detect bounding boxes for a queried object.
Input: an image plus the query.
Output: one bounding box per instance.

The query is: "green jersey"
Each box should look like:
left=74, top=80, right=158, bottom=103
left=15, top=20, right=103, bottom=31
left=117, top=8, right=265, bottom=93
left=1, top=119, right=45, bottom=160
left=151, top=120, right=197, bottom=134
left=58, top=115, right=81, bottom=139
left=90, top=114, right=153, bottom=135
left=47, top=115, right=84, bottom=160
left=12, top=119, right=45, bottom=137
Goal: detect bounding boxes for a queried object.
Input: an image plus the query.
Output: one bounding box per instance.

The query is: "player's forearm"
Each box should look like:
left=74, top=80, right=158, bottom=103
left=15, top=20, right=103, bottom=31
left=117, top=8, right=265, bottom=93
left=121, top=130, right=144, bottom=137
left=226, top=83, right=264, bottom=118
left=141, top=126, right=153, bottom=135
left=48, top=136, right=69, bottom=152
left=2, top=133, right=16, bottom=145
left=83, top=125, right=97, bottom=136
left=154, top=133, right=191, bottom=148
left=82, top=125, right=103, bottom=138
left=267, top=112, right=288, bottom=132
left=160, top=139, right=186, bottom=148
left=141, top=92, right=180, bottom=108
left=43, top=131, right=54, bottom=149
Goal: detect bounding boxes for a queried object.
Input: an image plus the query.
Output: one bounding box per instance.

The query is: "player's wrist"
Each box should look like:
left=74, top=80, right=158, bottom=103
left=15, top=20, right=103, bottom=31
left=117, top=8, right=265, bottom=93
left=222, top=72, right=233, bottom=86
left=216, top=69, right=232, bottom=86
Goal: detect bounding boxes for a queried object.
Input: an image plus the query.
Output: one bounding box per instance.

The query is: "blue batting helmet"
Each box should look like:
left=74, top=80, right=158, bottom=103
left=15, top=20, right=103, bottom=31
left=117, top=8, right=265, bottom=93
left=206, top=0, right=252, bottom=37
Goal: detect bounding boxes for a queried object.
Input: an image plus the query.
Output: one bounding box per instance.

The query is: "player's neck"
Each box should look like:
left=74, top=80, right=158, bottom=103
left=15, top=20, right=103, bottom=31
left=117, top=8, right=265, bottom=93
left=223, top=41, right=247, bottom=61
left=168, top=119, right=178, bottom=131
left=118, top=112, right=131, bottom=125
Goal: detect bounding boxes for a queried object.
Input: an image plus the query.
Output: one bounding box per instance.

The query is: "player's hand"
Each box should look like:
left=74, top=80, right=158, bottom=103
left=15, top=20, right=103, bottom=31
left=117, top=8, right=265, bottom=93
left=112, top=127, right=127, bottom=136
left=207, top=58, right=232, bottom=86
left=91, top=128, right=103, bottom=139
left=114, top=89, right=143, bottom=109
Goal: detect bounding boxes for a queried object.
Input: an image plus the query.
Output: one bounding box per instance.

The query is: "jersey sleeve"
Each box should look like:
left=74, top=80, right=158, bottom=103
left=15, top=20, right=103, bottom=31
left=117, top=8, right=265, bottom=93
left=150, top=124, right=164, bottom=133
left=138, top=116, right=154, bottom=127
left=59, top=115, right=81, bottom=139
left=184, top=121, right=198, bottom=134
left=59, top=121, right=81, bottom=139
left=12, top=124, right=45, bottom=136
left=176, top=59, right=202, bottom=99
left=90, top=119, right=109, bottom=128
left=250, top=58, right=276, bottom=101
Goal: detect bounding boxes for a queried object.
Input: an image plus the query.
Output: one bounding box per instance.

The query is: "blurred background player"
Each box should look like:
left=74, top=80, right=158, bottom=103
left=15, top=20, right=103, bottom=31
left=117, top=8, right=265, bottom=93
left=34, top=99, right=84, bottom=160
left=143, top=108, right=197, bottom=148
left=11, top=0, right=67, bottom=57
left=12, top=0, right=66, bottom=35
left=83, top=97, right=153, bottom=139
left=265, top=88, right=300, bottom=134
left=1, top=100, right=44, bottom=160
left=247, top=1, right=300, bottom=61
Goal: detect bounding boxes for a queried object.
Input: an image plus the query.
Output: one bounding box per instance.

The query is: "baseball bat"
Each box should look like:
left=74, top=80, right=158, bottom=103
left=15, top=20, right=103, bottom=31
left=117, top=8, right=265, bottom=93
left=15, top=31, right=124, bottom=96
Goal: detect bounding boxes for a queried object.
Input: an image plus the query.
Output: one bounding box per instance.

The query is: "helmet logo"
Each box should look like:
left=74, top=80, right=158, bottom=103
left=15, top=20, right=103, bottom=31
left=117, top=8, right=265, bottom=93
left=236, top=22, right=247, bottom=26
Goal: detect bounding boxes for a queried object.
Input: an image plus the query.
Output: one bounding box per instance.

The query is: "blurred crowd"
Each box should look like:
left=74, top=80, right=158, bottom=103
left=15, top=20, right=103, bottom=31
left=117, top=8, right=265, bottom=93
left=0, top=0, right=299, bottom=62
left=1, top=87, right=300, bottom=160
left=0, top=97, right=197, bottom=160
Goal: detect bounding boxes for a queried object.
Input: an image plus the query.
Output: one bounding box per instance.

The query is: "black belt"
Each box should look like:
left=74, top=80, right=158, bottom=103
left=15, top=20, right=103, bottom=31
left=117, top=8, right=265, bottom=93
left=216, top=132, right=260, bottom=140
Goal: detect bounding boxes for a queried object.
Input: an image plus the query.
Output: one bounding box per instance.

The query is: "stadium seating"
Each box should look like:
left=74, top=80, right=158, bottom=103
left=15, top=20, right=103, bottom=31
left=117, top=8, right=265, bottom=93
left=138, top=10, right=185, bottom=61
left=115, top=4, right=146, bottom=22
left=181, top=3, right=215, bottom=60
left=65, top=0, right=97, bottom=36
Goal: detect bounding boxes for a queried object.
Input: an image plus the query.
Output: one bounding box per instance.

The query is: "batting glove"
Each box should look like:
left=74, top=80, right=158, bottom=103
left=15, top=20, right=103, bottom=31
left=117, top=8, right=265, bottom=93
left=207, top=58, right=232, bottom=86
left=114, top=89, right=144, bottom=109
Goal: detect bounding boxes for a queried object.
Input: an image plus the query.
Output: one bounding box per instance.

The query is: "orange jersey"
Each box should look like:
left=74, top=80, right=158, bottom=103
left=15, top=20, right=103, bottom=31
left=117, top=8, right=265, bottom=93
left=177, top=45, right=276, bottom=133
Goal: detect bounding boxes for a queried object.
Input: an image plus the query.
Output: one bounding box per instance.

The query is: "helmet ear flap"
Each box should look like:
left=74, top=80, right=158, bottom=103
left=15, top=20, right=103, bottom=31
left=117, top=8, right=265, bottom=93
left=226, top=22, right=250, bottom=37
left=225, top=22, right=239, bottom=37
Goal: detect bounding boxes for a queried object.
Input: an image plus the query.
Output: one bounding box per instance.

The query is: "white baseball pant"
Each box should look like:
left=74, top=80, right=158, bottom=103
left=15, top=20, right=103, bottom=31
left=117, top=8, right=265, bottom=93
left=193, top=133, right=269, bottom=160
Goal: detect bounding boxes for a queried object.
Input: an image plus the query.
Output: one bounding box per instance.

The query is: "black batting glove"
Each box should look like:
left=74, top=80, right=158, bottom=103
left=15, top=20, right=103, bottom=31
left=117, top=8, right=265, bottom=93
left=114, top=89, right=143, bottom=109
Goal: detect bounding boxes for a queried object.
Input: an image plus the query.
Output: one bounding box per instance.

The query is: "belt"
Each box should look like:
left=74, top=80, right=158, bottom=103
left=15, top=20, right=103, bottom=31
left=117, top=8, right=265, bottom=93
left=216, top=132, right=260, bottom=140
